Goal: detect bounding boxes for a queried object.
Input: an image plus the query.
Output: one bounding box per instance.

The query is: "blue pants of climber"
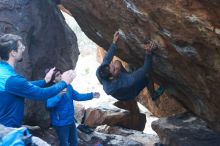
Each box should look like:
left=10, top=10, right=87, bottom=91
left=54, top=122, right=78, bottom=146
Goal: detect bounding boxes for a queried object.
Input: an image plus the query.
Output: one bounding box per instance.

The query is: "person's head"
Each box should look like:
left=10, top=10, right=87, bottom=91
left=99, top=64, right=112, bottom=80
left=110, top=60, right=122, bottom=77
left=143, top=38, right=151, bottom=49
left=99, top=60, right=122, bottom=80
left=53, top=69, right=62, bottom=83
left=0, top=34, right=25, bottom=62
left=45, top=68, right=62, bottom=87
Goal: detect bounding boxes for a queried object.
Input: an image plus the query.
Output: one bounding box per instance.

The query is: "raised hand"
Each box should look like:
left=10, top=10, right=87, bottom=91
left=44, top=67, right=56, bottom=83
left=145, top=41, right=157, bottom=54
left=93, top=92, right=100, bottom=99
left=113, top=31, right=119, bottom=44
left=61, top=70, right=76, bottom=85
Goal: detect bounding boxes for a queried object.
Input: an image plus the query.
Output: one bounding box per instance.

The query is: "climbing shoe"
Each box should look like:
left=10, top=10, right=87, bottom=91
left=77, top=124, right=94, bottom=134
left=152, top=86, right=165, bottom=101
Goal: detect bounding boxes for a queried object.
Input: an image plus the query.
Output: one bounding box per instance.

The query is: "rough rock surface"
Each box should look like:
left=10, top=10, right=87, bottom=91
left=152, top=113, right=220, bottom=146
left=0, top=0, right=79, bottom=128
left=63, top=0, right=220, bottom=131
left=79, top=125, right=159, bottom=146
left=84, top=103, right=146, bottom=131
left=29, top=126, right=58, bottom=146
left=138, top=89, right=186, bottom=117
left=29, top=124, right=159, bottom=146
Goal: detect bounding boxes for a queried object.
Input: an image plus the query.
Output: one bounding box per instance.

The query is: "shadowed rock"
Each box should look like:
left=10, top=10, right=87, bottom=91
left=152, top=113, right=220, bottom=146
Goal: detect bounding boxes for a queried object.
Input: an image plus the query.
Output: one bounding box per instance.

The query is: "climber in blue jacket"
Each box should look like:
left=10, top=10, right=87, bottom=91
left=0, top=33, right=75, bottom=128
left=96, top=31, right=164, bottom=101
left=46, top=69, right=100, bottom=146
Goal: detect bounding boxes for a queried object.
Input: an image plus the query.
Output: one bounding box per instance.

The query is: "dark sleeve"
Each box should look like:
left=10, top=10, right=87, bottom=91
left=120, top=66, right=128, bottom=73
left=68, top=86, right=93, bottom=101
left=5, top=75, right=67, bottom=101
left=54, top=0, right=61, bottom=4
left=102, top=43, right=117, bottom=65
left=30, top=80, right=46, bottom=87
left=96, top=67, right=103, bottom=84
left=127, top=54, right=153, bottom=85
left=101, top=79, right=122, bottom=95
left=96, top=43, right=117, bottom=84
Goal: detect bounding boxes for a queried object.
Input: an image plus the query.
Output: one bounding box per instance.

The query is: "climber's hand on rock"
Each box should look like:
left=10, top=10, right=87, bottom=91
left=113, top=31, right=119, bottom=44
left=145, top=41, right=157, bottom=54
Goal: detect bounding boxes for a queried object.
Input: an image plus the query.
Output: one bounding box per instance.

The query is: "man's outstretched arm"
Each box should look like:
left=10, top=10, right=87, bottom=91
left=30, top=80, right=46, bottom=87
left=5, top=75, right=67, bottom=101
left=126, top=41, right=156, bottom=85
left=102, top=43, right=117, bottom=65
left=101, top=31, right=119, bottom=65
left=5, top=70, right=75, bottom=101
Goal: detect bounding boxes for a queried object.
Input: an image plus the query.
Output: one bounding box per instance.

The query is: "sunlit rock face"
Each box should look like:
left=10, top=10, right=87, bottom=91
left=63, top=0, right=220, bottom=131
left=0, top=0, right=79, bottom=128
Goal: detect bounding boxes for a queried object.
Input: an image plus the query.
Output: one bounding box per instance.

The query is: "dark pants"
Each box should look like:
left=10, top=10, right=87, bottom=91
left=113, top=54, right=155, bottom=101
left=131, top=54, right=155, bottom=98
left=54, top=123, right=78, bottom=146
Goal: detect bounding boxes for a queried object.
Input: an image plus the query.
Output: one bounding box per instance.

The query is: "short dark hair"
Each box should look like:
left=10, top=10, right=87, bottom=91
left=45, top=68, right=63, bottom=87
left=98, top=64, right=112, bottom=80
left=143, top=36, right=151, bottom=44
left=0, top=34, right=22, bottom=61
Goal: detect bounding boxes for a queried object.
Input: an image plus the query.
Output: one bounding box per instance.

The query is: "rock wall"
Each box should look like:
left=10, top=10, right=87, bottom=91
left=0, top=0, right=79, bottom=128
left=152, top=113, right=220, bottom=146
left=62, top=0, right=220, bottom=132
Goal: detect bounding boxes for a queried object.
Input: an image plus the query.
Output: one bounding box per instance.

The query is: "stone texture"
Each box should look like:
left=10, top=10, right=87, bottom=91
left=74, top=103, right=86, bottom=124
left=29, top=124, right=158, bottom=146
left=137, top=89, right=186, bottom=117
left=152, top=113, right=220, bottom=146
left=29, top=126, right=59, bottom=146
left=62, top=0, right=220, bottom=131
left=113, top=100, right=146, bottom=131
left=0, top=0, right=79, bottom=128
left=78, top=125, right=148, bottom=146
left=97, top=125, right=159, bottom=146
left=84, top=103, right=146, bottom=131
left=114, top=100, right=140, bottom=113
left=89, top=125, right=159, bottom=146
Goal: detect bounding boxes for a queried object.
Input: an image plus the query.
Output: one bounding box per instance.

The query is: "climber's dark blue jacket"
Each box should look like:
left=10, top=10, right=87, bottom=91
left=0, top=61, right=67, bottom=128
left=96, top=43, right=152, bottom=101
left=46, top=85, right=93, bottom=126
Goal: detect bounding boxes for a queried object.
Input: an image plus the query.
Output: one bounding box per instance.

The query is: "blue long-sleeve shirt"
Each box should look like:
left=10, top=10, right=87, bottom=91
left=0, top=61, right=67, bottom=127
left=96, top=43, right=152, bottom=100
left=46, top=85, right=93, bottom=126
